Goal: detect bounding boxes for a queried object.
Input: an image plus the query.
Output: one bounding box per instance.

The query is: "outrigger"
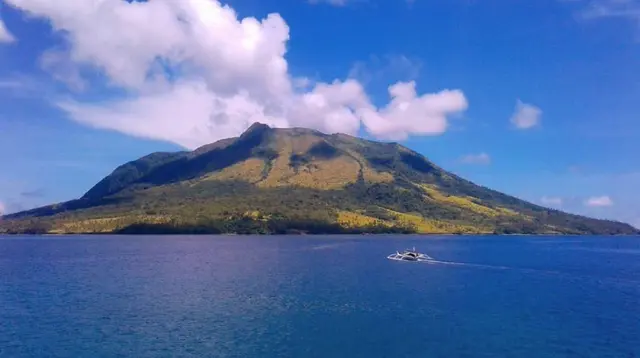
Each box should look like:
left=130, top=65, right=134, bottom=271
left=387, top=247, right=434, bottom=262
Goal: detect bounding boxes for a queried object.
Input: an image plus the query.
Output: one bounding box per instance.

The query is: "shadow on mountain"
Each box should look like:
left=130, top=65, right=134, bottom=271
left=83, top=123, right=275, bottom=200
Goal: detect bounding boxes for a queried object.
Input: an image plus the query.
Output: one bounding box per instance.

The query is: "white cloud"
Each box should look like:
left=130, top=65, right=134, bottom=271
left=540, top=196, right=563, bottom=207
left=0, top=200, right=5, bottom=216
left=510, top=100, right=542, bottom=129
left=5, top=0, right=468, bottom=149
left=0, top=16, right=15, bottom=43
left=359, top=82, right=467, bottom=140
left=58, top=80, right=290, bottom=149
left=585, top=195, right=613, bottom=207
left=460, top=152, right=491, bottom=165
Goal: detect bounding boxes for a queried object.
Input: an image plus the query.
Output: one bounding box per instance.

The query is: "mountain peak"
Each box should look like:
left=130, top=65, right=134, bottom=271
left=242, top=122, right=271, bottom=136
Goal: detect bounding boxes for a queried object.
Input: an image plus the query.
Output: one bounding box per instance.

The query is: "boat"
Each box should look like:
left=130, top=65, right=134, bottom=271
left=387, top=247, right=434, bottom=262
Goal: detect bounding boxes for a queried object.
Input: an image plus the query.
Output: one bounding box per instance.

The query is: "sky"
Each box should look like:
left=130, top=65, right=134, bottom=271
left=0, top=0, right=638, bottom=228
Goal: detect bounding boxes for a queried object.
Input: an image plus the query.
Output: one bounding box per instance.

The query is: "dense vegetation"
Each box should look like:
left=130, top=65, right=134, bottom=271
left=1, top=123, right=637, bottom=235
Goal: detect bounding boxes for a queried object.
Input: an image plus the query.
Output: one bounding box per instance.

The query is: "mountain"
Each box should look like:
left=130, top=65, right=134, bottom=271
left=1, top=123, right=637, bottom=235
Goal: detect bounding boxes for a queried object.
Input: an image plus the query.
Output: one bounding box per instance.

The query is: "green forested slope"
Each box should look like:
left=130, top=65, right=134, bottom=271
left=1, top=123, right=637, bottom=235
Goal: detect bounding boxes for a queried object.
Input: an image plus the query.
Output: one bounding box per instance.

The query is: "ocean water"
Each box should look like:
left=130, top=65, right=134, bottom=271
left=0, top=235, right=638, bottom=358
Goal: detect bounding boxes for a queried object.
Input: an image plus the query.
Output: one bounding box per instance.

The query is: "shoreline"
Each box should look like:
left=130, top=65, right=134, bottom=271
left=1, top=232, right=638, bottom=237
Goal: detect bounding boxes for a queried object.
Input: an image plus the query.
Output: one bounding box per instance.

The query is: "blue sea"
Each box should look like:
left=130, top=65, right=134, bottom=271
left=0, top=235, right=638, bottom=358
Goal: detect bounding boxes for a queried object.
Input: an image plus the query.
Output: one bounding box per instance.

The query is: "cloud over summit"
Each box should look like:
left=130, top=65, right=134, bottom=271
left=4, top=0, right=468, bottom=149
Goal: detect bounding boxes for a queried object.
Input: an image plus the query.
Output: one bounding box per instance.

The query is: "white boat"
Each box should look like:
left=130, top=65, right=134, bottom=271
left=387, top=247, right=434, bottom=262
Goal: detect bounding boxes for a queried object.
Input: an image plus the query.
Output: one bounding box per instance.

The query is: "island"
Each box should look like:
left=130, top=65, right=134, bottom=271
left=1, top=123, right=637, bottom=235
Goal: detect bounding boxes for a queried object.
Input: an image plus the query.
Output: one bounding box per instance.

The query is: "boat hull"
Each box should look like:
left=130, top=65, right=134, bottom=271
left=387, top=253, right=434, bottom=262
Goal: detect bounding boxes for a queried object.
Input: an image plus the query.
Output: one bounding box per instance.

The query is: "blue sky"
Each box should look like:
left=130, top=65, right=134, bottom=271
left=0, top=0, right=638, bottom=228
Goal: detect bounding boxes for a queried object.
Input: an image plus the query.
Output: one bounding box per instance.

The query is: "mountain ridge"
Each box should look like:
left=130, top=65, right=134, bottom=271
left=1, top=123, right=637, bottom=235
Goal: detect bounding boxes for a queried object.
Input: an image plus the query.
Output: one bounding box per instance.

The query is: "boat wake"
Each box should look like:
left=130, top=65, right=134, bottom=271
left=421, top=259, right=514, bottom=270
left=403, top=258, right=640, bottom=286
left=389, top=248, right=541, bottom=271
left=386, top=247, right=640, bottom=285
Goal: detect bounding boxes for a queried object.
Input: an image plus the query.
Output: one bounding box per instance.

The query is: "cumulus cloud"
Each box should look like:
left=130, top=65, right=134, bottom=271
left=540, top=196, right=563, bottom=207
left=585, top=195, right=613, bottom=207
left=358, top=82, right=467, bottom=140
left=460, top=152, right=491, bottom=165
left=510, top=100, right=542, bottom=129
left=0, top=16, right=14, bottom=43
left=5, top=0, right=468, bottom=149
left=0, top=200, right=5, bottom=216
